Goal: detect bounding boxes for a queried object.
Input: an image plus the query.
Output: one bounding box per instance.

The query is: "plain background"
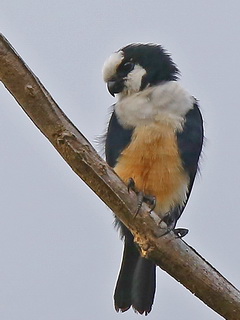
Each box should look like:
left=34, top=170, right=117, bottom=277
left=1, top=1, right=240, bottom=319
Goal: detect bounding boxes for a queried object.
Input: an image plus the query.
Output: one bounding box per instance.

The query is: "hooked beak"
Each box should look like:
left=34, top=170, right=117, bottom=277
left=107, top=78, right=124, bottom=97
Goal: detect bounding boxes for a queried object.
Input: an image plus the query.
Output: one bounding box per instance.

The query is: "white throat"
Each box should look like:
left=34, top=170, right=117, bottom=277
left=115, top=81, right=194, bottom=129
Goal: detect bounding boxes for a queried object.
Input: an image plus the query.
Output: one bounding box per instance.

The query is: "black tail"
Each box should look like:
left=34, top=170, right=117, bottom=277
left=114, top=228, right=156, bottom=315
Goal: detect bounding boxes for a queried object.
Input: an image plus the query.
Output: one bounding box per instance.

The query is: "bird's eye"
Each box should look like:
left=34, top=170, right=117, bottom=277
left=121, top=61, right=135, bottom=73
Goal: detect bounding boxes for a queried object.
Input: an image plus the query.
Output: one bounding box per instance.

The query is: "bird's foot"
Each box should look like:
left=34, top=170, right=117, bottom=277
left=127, top=178, right=156, bottom=218
left=154, top=211, right=189, bottom=238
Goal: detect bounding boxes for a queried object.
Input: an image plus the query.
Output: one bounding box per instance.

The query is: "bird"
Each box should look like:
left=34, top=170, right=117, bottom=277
left=102, top=43, right=204, bottom=315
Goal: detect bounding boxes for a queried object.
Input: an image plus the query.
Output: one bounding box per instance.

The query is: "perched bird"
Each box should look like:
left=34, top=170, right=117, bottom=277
left=102, top=43, right=203, bottom=315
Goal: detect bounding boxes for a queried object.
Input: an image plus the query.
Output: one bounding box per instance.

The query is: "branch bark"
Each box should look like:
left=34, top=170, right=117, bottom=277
left=0, top=33, right=239, bottom=319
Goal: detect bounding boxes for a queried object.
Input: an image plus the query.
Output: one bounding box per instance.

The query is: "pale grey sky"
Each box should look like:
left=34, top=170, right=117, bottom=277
left=1, top=1, right=240, bottom=319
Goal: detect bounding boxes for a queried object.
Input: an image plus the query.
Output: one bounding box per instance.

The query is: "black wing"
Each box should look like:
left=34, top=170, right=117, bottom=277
left=105, top=108, right=133, bottom=167
left=160, top=101, right=203, bottom=231
left=177, top=101, right=204, bottom=204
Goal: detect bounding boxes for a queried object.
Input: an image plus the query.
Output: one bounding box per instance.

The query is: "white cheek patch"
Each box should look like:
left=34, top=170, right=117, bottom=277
left=102, top=51, right=124, bottom=82
left=124, top=65, right=147, bottom=94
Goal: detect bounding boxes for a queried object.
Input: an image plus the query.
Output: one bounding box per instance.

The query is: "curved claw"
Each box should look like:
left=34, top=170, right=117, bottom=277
left=127, top=177, right=136, bottom=193
left=173, top=228, right=189, bottom=238
left=158, top=211, right=175, bottom=231
left=148, top=196, right=156, bottom=213
left=134, top=191, right=144, bottom=218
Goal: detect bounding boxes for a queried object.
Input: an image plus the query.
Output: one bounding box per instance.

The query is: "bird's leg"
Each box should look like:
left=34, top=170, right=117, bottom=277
left=127, top=178, right=156, bottom=218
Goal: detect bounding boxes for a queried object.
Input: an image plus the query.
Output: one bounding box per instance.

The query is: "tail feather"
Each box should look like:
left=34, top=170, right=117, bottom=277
left=114, top=230, right=156, bottom=314
left=132, top=257, right=156, bottom=315
left=114, top=233, right=139, bottom=312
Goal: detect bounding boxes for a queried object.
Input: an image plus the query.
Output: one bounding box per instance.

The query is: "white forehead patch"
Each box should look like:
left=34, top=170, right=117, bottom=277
left=102, top=51, right=124, bottom=82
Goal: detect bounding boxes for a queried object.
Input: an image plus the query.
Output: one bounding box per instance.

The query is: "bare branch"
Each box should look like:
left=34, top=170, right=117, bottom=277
left=0, top=33, right=239, bottom=319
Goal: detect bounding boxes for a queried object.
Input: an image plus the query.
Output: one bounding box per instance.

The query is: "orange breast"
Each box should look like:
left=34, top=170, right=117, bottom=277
left=114, top=122, right=189, bottom=215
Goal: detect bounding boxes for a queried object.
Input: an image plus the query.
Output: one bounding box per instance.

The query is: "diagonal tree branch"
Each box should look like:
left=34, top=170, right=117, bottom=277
left=0, top=33, right=239, bottom=319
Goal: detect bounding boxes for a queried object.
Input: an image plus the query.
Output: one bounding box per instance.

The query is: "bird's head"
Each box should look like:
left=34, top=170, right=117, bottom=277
left=102, top=43, right=179, bottom=98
